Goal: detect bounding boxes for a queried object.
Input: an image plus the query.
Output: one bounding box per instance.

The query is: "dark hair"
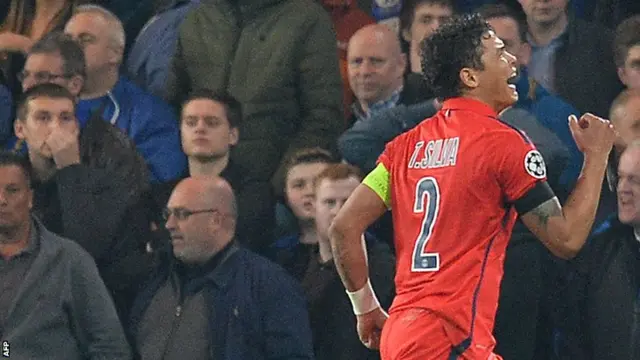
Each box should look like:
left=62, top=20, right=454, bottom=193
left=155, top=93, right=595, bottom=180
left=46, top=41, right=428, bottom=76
left=476, top=3, right=528, bottom=43
left=400, top=0, right=456, bottom=35
left=420, top=13, right=491, bottom=100
left=315, top=163, right=364, bottom=188
left=0, top=151, right=33, bottom=188
left=614, top=15, right=640, bottom=68
left=283, top=147, right=334, bottom=184
left=28, top=31, right=86, bottom=79
left=181, top=89, right=243, bottom=129
left=17, top=83, right=76, bottom=121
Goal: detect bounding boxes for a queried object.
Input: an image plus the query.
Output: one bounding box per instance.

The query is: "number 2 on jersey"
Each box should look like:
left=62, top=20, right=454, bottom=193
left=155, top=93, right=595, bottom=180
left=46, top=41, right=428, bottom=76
left=411, top=177, right=440, bottom=272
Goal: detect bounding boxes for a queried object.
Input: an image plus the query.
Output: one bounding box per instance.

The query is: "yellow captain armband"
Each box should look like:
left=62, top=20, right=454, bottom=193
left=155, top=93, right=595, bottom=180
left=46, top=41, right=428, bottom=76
left=362, top=163, right=391, bottom=209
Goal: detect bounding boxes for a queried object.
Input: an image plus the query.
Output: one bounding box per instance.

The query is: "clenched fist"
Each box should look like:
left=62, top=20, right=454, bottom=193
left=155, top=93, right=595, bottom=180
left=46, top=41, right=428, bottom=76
left=568, top=113, right=616, bottom=158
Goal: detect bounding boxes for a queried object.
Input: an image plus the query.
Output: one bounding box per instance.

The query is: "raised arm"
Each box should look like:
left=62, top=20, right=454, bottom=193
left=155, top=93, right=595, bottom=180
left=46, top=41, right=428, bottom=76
left=521, top=114, right=615, bottom=259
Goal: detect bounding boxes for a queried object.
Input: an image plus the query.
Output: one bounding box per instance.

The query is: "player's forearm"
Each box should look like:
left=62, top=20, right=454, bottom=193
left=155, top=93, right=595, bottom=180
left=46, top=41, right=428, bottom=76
left=559, top=153, right=609, bottom=256
left=328, top=221, right=370, bottom=292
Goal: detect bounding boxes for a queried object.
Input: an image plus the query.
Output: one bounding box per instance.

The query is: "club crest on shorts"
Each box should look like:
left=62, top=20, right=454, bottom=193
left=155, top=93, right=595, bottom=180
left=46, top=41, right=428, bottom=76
left=524, top=150, right=546, bottom=179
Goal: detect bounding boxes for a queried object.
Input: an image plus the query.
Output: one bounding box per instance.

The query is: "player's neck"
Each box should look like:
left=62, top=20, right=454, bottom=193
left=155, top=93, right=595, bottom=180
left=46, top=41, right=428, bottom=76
left=460, top=94, right=502, bottom=114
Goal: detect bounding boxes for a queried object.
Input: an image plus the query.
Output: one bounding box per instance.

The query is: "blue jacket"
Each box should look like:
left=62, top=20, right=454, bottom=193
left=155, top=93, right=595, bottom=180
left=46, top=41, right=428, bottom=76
left=75, top=77, right=186, bottom=182
left=126, top=0, right=200, bottom=98
left=514, top=68, right=582, bottom=190
left=130, top=245, right=315, bottom=360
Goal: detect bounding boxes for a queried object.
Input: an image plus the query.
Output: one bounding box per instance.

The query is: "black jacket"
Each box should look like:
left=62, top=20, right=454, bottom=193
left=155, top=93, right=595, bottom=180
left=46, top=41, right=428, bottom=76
left=559, top=219, right=640, bottom=360
left=553, top=18, right=623, bottom=118
left=31, top=117, right=153, bottom=321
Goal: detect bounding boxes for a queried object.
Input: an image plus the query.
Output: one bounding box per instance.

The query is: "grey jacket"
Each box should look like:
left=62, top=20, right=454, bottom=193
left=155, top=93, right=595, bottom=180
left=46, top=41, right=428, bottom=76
left=1, top=218, right=131, bottom=360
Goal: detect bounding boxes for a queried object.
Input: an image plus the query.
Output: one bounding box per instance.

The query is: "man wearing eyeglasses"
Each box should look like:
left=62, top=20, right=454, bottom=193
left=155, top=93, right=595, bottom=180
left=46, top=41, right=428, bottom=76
left=10, top=23, right=186, bottom=184
left=130, top=176, right=314, bottom=360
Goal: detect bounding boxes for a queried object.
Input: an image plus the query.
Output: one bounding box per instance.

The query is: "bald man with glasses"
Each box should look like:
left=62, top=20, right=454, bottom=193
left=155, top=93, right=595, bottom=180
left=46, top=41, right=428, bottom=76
left=129, top=176, right=314, bottom=360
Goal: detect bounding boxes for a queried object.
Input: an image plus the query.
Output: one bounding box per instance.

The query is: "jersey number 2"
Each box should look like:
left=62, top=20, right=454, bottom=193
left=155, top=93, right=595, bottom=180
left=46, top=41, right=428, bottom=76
left=412, top=177, right=441, bottom=272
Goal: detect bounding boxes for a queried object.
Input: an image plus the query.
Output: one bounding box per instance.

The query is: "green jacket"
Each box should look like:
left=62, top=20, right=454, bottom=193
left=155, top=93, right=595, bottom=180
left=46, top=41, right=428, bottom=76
left=167, top=0, right=344, bottom=182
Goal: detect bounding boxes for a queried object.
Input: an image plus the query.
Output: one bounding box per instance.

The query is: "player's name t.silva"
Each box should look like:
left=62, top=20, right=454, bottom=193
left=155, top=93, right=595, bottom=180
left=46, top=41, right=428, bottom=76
left=408, top=137, right=460, bottom=170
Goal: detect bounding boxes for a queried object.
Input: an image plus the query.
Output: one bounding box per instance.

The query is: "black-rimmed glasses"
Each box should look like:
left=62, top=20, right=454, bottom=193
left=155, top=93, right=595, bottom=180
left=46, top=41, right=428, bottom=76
left=162, top=207, right=218, bottom=221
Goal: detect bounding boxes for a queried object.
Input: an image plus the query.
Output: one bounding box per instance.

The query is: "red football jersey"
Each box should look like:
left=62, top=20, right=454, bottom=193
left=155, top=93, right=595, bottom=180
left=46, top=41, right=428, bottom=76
left=376, top=98, right=547, bottom=348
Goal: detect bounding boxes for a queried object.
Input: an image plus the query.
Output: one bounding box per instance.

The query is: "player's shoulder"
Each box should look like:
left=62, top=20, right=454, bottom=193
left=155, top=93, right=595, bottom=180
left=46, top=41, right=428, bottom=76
left=480, top=116, right=533, bottom=145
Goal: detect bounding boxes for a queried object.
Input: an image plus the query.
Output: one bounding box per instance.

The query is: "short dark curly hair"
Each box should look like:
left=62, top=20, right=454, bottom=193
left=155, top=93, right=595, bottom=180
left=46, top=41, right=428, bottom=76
left=420, top=13, right=491, bottom=100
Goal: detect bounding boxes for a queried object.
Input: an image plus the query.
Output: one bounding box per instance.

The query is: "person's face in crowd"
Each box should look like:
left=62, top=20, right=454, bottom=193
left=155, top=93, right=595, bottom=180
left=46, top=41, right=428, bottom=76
left=463, top=30, right=518, bottom=112
left=285, top=161, right=330, bottom=222
left=315, top=176, right=360, bottom=241
left=347, top=28, right=406, bottom=106
left=618, top=45, right=640, bottom=91
left=487, top=17, right=531, bottom=69
left=181, top=99, right=239, bottom=161
left=403, top=2, right=453, bottom=47
left=518, top=0, right=569, bottom=26
left=165, top=183, right=219, bottom=265
left=0, top=165, right=32, bottom=237
left=21, top=52, right=77, bottom=94
left=64, top=12, right=121, bottom=75
left=611, top=96, right=640, bottom=156
left=617, top=147, right=640, bottom=226
left=14, top=96, right=78, bottom=159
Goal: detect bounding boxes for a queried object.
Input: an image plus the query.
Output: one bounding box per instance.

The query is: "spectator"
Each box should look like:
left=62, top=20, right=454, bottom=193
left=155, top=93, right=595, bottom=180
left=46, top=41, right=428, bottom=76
left=560, top=142, right=640, bottom=360
left=151, top=89, right=274, bottom=254
left=0, top=151, right=131, bottom=360
left=166, top=0, right=344, bottom=190
left=0, top=0, right=87, bottom=98
left=347, top=24, right=427, bottom=127
left=130, top=176, right=314, bottom=360
left=272, top=148, right=335, bottom=245
left=399, top=0, right=454, bottom=74
left=63, top=5, right=186, bottom=183
left=593, top=89, right=640, bottom=232
left=519, top=0, right=623, bottom=117
left=320, top=0, right=375, bottom=120
left=13, top=83, right=153, bottom=322
left=126, top=0, right=200, bottom=98
left=3, top=31, right=82, bottom=151
left=283, top=163, right=395, bottom=360
left=614, top=15, right=640, bottom=91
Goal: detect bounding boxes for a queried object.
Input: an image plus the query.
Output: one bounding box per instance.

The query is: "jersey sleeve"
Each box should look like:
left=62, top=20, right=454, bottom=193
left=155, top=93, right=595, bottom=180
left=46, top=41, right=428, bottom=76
left=363, top=163, right=391, bottom=209
left=494, top=128, right=551, bottom=206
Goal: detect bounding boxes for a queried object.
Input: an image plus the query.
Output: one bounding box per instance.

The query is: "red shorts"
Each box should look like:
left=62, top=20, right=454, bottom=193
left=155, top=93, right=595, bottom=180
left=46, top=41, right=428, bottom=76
left=380, top=308, right=503, bottom=360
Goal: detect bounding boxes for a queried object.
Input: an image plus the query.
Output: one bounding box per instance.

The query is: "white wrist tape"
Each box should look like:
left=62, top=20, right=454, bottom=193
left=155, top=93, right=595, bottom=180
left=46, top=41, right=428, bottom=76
left=346, top=279, right=382, bottom=315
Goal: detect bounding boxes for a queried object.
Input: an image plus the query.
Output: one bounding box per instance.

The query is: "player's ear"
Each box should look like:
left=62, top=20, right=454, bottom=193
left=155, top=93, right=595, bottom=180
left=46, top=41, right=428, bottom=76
left=459, top=67, right=479, bottom=89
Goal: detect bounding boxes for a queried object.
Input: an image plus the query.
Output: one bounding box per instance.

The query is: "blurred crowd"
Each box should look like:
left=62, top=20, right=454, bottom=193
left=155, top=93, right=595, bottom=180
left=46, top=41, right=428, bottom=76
left=0, top=0, right=639, bottom=359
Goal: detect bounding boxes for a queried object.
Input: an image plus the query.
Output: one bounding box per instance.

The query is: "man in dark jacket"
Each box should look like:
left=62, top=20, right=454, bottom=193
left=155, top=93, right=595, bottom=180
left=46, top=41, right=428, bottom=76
left=520, top=0, right=623, bottom=118
left=131, top=176, right=314, bottom=360
left=559, top=142, right=640, bottom=360
left=346, top=24, right=430, bottom=128
left=13, top=83, right=152, bottom=323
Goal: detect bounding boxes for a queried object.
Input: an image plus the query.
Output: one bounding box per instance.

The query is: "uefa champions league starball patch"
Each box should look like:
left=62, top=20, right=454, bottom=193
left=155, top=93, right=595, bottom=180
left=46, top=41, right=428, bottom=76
left=524, top=150, right=546, bottom=179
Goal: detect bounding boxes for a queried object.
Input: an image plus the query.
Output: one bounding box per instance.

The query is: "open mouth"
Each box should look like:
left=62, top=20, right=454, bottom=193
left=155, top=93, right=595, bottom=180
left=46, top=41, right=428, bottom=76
left=507, top=70, right=518, bottom=90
